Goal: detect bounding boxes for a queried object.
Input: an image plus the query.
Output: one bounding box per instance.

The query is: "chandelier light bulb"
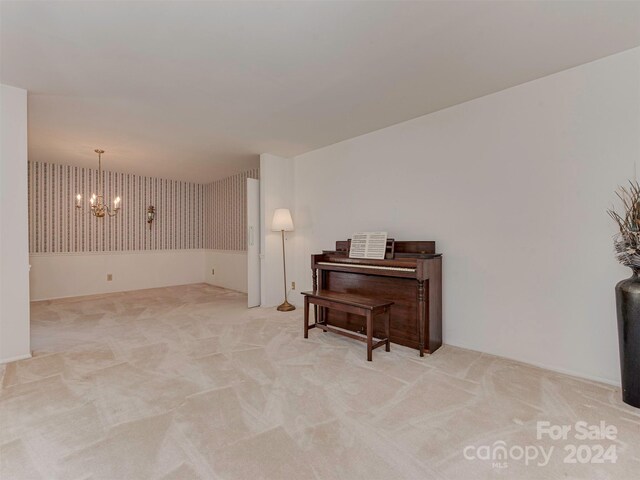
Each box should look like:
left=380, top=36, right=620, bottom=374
left=76, top=150, right=121, bottom=218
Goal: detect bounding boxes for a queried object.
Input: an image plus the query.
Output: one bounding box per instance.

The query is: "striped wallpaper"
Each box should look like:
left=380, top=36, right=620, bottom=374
left=28, top=162, right=258, bottom=254
left=204, top=168, right=259, bottom=250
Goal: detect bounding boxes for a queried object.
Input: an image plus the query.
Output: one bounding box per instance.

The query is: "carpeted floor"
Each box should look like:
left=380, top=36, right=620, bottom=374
left=1, top=283, right=639, bottom=479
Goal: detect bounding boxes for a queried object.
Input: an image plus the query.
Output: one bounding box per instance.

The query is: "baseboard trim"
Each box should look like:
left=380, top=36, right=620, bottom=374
left=446, top=340, right=620, bottom=387
left=204, top=281, right=247, bottom=294
left=30, top=282, right=209, bottom=303
left=0, top=353, right=32, bottom=364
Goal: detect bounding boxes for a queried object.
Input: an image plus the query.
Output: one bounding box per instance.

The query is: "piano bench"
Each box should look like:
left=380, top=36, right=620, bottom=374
left=301, top=290, right=393, bottom=361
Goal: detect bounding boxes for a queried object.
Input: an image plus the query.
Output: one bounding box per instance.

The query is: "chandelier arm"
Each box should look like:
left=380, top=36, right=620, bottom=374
left=75, top=150, right=120, bottom=218
left=98, top=151, right=102, bottom=196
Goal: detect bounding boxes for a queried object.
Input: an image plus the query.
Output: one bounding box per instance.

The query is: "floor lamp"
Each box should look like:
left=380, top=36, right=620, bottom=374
left=272, top=208, right=295, bottom=312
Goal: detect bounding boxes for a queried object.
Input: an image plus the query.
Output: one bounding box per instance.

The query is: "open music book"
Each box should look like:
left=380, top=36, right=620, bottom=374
left=349, top=232, right=388, bottom=259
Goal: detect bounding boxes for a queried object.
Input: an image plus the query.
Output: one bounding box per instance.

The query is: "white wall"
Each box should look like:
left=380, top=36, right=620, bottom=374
left=291, top=48, right=640, bottom=385
left=259, top=154, right=295, bottom=307
left=30, top=249, right=250, bottom=301
left=0, top=84, right=31, bottom=363
left=30, top=250, right=206, bottom=301
left=203, top=250, right=248, bottom=293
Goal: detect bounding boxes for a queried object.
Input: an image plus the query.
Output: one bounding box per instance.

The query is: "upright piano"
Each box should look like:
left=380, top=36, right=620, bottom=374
left=311, top=240, right=442, bottom=356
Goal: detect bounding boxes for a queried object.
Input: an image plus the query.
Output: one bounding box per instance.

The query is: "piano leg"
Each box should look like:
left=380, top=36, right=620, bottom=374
left=366, top=310, right=373, bottom=361
left=304, top=296, right=309, bottom=338
left=385, top=307, right=391, bottom=352
left=312, top=268, right=319, bottom=324
left=417, top=281, right=425, bottom=357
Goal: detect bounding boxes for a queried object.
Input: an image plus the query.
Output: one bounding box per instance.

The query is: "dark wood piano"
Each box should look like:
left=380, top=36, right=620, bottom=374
left=311, top=240, right=442, bottom=356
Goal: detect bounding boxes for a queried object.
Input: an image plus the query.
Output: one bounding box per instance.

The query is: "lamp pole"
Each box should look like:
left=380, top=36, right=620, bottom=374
left=277, top=228, right=295, bottom=311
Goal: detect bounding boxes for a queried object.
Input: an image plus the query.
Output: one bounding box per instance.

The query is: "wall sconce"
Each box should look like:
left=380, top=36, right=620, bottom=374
left=147, top=206, right=155, bottom=229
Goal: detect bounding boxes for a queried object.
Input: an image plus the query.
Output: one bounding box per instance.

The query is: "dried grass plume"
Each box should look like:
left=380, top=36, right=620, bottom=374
left=608, top=180, right=640, bottom=269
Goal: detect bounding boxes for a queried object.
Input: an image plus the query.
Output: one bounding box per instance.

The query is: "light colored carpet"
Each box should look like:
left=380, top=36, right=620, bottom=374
left=1, top=283, right=639, bottom=479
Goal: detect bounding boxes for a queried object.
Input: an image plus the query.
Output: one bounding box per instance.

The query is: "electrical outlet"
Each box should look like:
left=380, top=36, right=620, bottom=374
left=211, top=268, right=215, bottom=275
left=291, top=281, right=296, bottom=290
left=107, top=274, right=113, bottom=281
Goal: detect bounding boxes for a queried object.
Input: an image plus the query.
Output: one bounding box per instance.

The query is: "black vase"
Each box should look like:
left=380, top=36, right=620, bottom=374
left=615, top=268, right=640, bottom=408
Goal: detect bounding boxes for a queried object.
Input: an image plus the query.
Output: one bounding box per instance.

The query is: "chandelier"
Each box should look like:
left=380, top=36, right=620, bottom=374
left=75, top=149, right=121, bottom=217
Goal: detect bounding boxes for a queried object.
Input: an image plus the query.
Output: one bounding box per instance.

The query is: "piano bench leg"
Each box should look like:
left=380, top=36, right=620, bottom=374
left=366, top=311, right=373, bottom=361
left=317, top=306, right=326, bottom=332
left=385, top=309, right=391, bottom=352
left=304, top=297, right=309, bottom=339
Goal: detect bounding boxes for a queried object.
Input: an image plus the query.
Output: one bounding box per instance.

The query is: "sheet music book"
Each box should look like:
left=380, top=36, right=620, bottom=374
left=349, top=232, right=388, bottom=259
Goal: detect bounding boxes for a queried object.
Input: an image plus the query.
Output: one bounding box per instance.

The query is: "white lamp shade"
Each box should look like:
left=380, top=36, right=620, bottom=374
left=271, top=208, right=294, bottom=231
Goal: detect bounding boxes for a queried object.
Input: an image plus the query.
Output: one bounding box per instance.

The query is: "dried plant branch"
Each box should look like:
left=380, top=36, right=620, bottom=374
left=609, top=180, right=640, bottom=268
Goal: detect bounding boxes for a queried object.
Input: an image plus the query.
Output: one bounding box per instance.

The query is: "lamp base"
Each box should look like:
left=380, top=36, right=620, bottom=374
left=277, top=300, right=296, bottom=312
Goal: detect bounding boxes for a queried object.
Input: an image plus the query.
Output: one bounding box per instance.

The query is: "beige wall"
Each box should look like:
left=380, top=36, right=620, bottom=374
left=289, top=47, right=640, bottom=385
left=0, top=84, right=31, bottom=363
left=259, top=154, right=295, bottom=307
left=203, top=250, right=248, bottom=293
left=29, top=250, right=205, bottom=301
left=28, top=166, right=257, bottom=300
left=29, top=249, right=249, bottom=301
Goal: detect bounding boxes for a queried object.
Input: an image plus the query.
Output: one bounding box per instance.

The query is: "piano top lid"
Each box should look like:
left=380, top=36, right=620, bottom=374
left=329, top=240, right=440, bottom=260
left=321, top=250, right=441, bottom=258
left=335, top=239, right=436, bottom=255
left=394, top=252, right=442, bottom=259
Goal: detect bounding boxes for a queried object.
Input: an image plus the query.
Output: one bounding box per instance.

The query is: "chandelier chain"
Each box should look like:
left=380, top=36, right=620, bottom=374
left=76, top=149, right=120, bottom=217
